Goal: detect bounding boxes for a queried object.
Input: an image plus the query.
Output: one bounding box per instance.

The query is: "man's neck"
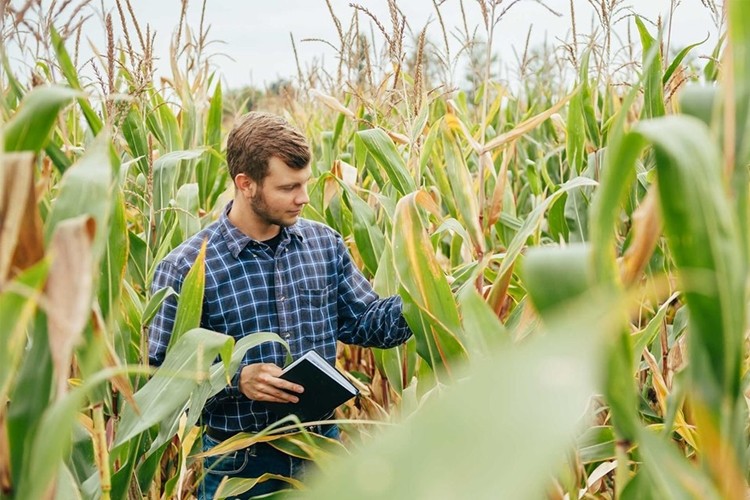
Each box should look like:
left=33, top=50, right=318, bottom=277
left=228, top=198, right=280, bottom=241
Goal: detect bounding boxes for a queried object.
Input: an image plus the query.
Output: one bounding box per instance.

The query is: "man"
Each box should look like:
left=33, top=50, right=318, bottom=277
left=148, top=112, right=412, bottom=499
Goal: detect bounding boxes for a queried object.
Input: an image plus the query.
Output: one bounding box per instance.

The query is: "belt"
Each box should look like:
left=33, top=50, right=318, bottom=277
left=206, top=418, right=334, bottom=442
left=205, top=426, right=239, bottom=441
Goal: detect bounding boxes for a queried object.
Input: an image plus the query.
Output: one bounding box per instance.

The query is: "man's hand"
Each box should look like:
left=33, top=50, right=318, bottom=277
left=239, top=363, right=304, bottom=403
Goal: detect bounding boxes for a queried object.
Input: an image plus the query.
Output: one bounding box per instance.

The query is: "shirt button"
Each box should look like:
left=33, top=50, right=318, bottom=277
left=280, top=296, right=286, bottom=301
left=283, top=331, right=292, bottom=340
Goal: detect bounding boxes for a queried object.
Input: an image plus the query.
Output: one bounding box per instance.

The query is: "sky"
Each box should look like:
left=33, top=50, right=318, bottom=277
left=8, top=0, right=724, bottom=90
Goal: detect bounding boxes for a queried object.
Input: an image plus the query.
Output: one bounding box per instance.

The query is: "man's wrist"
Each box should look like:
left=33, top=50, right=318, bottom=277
left=230, top=363, right=247, bottom=398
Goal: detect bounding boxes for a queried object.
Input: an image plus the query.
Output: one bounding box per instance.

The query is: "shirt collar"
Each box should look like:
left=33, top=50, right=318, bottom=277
left=220, top=201, right=305, bottom=259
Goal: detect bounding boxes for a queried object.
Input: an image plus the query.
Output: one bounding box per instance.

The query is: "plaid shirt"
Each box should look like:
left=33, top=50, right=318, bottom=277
left=149, top=202, right=411, bottom=432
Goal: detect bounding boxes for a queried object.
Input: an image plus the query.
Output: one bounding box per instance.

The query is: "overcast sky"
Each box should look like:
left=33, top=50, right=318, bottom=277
left=9, top=0, right=724, bottom=89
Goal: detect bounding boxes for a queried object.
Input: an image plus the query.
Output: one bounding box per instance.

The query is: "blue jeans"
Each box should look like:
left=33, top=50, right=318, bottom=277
left=199, top=425, right=340, bottom=500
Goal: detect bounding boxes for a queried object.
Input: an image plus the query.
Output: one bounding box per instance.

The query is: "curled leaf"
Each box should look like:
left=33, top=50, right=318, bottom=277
left=0, top=152, right=44, bottom=285
left=45, top=216, right=96, bottom=398
left=310, top=89, right=355, bottom=119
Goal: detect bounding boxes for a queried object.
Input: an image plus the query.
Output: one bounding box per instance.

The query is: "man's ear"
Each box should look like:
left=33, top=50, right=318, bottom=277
left=234, top=173, right=257, bottom=198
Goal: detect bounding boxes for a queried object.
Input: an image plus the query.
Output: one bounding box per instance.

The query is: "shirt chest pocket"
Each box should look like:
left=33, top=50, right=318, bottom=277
left=297, top=283, right=335, bottom=340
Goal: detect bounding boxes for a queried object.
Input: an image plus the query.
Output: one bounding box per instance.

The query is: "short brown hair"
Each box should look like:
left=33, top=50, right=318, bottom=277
left=226, top=112, right=311, bottom=182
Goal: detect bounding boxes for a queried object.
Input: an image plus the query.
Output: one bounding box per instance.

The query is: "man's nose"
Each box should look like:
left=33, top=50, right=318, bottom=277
left=296, top=187, right=309, bottom=205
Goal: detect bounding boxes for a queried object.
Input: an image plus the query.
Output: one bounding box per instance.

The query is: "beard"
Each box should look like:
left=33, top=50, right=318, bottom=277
left=250, top=190, right=298, bottom=228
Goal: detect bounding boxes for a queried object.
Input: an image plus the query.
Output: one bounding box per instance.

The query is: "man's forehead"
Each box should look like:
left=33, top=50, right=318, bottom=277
left=265, top=157, right=312, bottom=181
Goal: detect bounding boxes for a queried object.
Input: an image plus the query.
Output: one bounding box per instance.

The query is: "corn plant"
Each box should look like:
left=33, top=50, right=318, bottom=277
left=0, top=0, right=745, bottom=499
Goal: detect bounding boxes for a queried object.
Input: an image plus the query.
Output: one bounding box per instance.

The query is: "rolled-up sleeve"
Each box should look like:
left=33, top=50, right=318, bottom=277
left=334, top=235, right=412, bottom=348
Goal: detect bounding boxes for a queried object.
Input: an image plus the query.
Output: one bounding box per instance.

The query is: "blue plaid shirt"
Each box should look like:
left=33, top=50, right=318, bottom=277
left=149, top=202, right=411, bottom=432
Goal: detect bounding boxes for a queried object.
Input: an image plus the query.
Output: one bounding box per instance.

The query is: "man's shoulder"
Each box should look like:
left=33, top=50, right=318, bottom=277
left=160, top=222, right=223, bottom=271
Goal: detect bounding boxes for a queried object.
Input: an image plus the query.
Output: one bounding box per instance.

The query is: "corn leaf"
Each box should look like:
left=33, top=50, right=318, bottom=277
left=98, top=192, right=129, bottom=322
left=49, top=26, right=102, bottom=135
left=115, top=328, right=233, bottom=446
left=0, top=260, right=49, bottom=412
left=638, top=115, right=746, bottom=450
left=393, top=191, right=467, bottom=371
left=2, top=85, right=78, bottom=152
left=169, top=239, right=207, bottom=350
left=357, top=129, right=416, bottom=196
left=44, top=137, right=113, bottom=266
left=305, top=292, right=621, bottom=499
left=635, top=17, right=665, bottom=119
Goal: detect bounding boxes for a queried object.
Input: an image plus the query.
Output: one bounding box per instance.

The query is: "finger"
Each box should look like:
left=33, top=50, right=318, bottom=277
left=260, top=373, right=304, bottom=394
left=274, top=379, right=305, bottom=394
left=260, top=386, right=299, bottom=403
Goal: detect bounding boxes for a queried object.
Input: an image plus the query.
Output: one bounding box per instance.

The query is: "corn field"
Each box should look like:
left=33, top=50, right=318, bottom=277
left=0, top=0, right=747, bottom=498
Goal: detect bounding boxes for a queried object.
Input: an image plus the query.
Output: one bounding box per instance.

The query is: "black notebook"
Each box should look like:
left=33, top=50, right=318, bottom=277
left=264, top=350, right=358, bottom=422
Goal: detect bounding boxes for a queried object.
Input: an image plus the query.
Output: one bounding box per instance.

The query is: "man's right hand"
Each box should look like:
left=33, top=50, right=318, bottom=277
left=239, top=363, right=304, bottom=403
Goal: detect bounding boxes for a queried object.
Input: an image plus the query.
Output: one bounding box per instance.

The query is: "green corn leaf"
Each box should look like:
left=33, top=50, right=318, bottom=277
left=126, top=231, right=148, bottom=292
left=635, top=16, right=666, bottom=119
left=357, top=128, right=416, bottom=196
left=108, top=433, right=143, bottom=500
left=589, top=87, right=642, bottom=283
left=342, top=185, right=385, bottom=277
left=729, top=0, right=750, bottom=168
left=441, top=127, right=485, bottom=253
left=372, top=346, right=405, bottom=394
left=3, top=85, right=79, bottom=152
left=577, top=426, right=616, bottom=464
left=153, top=149, right=205, bottom=231
left=306, top=291, right=622, bottom=500
left=635, top=429, right=721, bottom=499
left=523, top=244, right=594, bottom=316
left=631, top=293, right=678, bottom=372
left=703, top=34, right=725, bottom=83
left=457, top=286, right=510, bottom=358
left=372, top=241, right=398, bottom=296
left=678, top=86, right=718, bottom=128
left=567, top=50, right=595, bottom=173
left=728, top=0, right=750, bottom=266
left=115, top=328, right=233, bottom=446
left=135, top=441, right=169, bottom=494
left=169, top=239, right=207, bottom=350
left=69, top=421, right=97, bottom=484
left=580, top=51, right=601, bottom=149
left=566, top=80, right=586, bottom=174
left=638, top=115, right=745, bottom=433
left=392, top=191, right=467, bottom=371
left=488, top=176, right=597, bottom=300
left=1, top=52, right=24, bottom=103
left=45, top=136, right=113, bottom=268
left=121, top=107, right=150, bottom=178
left=49, top=26, right=102, bottom=134
left=663, top=37, right=708, bottom=85
left=183, top=332, right=289, bottom=434
left=0, top=260, right=49, bottom=411
left=45, top=141, right=72, bottom=173
left=7, top=313, right=54, bottom=490
left=148, top=90, right=183, bottom=151
left=141, top=332, right=288, bottom=458
left=98, top=192, right=129, bottom=322
left=198, top=82, right=223, bottom=208
left=175, top=183, right=201, bottom=240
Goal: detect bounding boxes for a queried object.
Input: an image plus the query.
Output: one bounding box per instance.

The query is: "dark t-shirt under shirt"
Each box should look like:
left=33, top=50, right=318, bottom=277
left=262, top=230, right=283, bottom=254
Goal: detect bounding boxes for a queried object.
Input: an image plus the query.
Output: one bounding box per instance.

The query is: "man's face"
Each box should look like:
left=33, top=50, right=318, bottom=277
left=249, top=156, right=311, bottom=227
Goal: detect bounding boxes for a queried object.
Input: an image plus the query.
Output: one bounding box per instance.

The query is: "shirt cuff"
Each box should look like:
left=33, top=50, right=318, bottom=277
left=228, top=363, right=246, bottom=398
